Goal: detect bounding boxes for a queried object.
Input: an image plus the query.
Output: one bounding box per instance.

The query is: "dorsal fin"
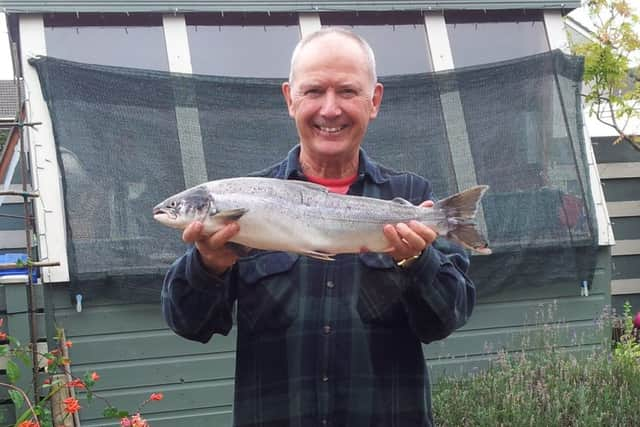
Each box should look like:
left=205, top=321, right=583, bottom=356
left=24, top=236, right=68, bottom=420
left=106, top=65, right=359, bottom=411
left=391, top=197, right=413, bottom=206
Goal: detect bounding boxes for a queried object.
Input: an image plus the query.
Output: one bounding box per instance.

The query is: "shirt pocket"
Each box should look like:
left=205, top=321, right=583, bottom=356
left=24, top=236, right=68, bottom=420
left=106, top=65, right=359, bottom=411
left=236, top=251, right=300, bottom=334
left=357, top=252, right=410, bottom=326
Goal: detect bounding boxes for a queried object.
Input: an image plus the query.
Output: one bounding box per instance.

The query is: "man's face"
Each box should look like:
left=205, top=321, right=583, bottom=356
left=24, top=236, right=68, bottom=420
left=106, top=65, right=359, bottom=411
left=282, top=34, right=383, bottom=162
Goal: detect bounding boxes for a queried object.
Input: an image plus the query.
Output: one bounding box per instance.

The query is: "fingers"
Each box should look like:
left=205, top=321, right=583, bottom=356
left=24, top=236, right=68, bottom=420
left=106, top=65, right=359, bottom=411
left=384, top=220, right=437, bottom=262
left=420, top=200, right=434, bottom=208
left=183, top=221, right=241, bottom=275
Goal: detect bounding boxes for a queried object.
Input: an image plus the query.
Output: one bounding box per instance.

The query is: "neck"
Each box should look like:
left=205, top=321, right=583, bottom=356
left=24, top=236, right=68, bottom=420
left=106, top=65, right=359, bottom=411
left=299, top=148, right=359, bottom=179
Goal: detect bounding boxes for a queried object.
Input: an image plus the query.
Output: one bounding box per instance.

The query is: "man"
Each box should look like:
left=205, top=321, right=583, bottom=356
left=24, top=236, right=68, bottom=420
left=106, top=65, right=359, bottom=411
left=162, top=28, right=475, bottom=427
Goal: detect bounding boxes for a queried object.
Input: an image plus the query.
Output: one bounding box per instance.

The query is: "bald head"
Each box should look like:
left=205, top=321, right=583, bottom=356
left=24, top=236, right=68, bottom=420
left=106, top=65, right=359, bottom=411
left=288, top=28, right=378, bottom=94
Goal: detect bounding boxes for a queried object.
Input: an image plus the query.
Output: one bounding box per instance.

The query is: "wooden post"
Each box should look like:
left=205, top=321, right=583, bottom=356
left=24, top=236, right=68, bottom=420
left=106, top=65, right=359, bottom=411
left=50, top=374, right=74, bottom=427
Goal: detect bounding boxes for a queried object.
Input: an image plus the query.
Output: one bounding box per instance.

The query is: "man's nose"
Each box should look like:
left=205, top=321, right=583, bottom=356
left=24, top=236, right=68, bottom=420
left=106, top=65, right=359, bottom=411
left=319, top=91, right=341, bottom=117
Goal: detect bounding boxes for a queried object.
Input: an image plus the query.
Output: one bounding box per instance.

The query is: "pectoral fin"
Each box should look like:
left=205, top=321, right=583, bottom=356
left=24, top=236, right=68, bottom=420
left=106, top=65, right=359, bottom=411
left=212, top=208, right=248, bottom=221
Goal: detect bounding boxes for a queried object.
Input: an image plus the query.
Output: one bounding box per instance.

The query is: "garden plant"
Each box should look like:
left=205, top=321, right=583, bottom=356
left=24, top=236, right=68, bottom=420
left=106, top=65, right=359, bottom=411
left=0, top=323, right=163, bottom=427
left=432, top=302, right=640, bottom=426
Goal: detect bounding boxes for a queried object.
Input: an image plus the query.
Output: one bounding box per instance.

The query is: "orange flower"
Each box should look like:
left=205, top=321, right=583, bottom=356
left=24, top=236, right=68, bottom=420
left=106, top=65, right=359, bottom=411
left=63, top=397, right=81, bottom=414
left=68, top=378, right=85, bottom=389
left=149, top=392, right=163, bottom=401
left=64, top=340, right=73, bottom=348
left=0, top=332, right=7, bottom=340
left=91, top=372, right=100, bottom=381
left=18, top=421, right=39, bottom=427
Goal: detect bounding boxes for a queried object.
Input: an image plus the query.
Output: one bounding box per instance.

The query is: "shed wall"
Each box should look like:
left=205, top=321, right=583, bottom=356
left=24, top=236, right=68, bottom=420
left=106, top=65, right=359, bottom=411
left=593, top=136, right=640, bottom=313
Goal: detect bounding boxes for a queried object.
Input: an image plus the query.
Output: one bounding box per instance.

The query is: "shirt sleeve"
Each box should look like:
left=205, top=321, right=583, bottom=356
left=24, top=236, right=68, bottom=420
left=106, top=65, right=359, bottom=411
left=161, top=246, right=236, bottom=343
left=399, top=181, right=477, bottom=344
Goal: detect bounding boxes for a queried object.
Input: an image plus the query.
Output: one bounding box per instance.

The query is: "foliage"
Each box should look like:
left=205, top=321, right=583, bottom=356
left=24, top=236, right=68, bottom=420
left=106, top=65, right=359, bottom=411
left=0, top=129, right=8, bottom=152
left=613, top=301, right=640, bottom=363
left=0, top=324, right=164, bottom=427
left=569, top=0, right=640, bottom=150
left=432, top=302, right=640, bottom=426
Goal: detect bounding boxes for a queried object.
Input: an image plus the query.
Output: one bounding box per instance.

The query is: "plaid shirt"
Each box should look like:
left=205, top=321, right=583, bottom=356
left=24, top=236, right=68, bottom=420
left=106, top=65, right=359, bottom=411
left=162, top=146, right=476, bottom=427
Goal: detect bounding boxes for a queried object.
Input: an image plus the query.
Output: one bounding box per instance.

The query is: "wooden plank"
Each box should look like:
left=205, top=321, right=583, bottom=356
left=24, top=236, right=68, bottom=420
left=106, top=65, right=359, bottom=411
left=602, top=178, right=640, bottom=202
left=0, top=184, right=33, bottom=204
left=581, top=121, right=616, bottom=245
left=598, top=162, right=640, bottom=179
left=0, top=403, right=16, bottom=426
left=298, top=13, right=321, bottom=38
left=0, top=230, right=26, bottom=249
left=611, top=278, right=640, bottom=295
left=80, top=406, right=232, bottom=427
left=607, top=201, right=640, bottom=218
left=543, top=10, right=568, bottom=52
left=55, top=304, right=176, bottom=335
left=19, top=15, right=69, bottom=283
left=458, top=296, right=607, bottom=331
left=0, top=341, right=47, bottom=370
left=611, top=217, right=640, bottom=240
left=76, top=380, right=234, bottom=421
left=67, top=329, right=236, bottom=364
left=426, top=320, right=602, bottom=359
left=612, top=255, right=640, bottom=280
left=592, top=136, right=640, bottom=163
left=612, top=239, right=640, bottom=256
left=71, top=352, right=236, bottom=391
left=427, top=344, right=601, bottom=382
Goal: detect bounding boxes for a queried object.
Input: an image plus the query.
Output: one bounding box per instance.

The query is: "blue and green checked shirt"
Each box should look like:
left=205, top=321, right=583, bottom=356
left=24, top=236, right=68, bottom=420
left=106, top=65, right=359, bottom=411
left=162, top=146, right=476, bottom=427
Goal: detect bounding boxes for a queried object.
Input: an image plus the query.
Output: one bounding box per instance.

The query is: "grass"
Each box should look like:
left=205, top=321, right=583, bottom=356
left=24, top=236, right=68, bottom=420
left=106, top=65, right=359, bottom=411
left=432, top=303, right=640, bottom=427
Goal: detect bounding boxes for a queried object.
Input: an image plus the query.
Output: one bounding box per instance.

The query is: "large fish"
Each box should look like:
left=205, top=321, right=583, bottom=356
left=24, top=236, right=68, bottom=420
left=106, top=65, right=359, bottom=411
left=152, top=177, right=491, bottom=259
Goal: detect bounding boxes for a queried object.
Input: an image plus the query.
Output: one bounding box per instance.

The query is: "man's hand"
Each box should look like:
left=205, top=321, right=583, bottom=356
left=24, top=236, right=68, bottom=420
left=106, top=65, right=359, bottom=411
left=182, top=221, right=241, bottom=275
left=383, top=200, right=437, bottom=262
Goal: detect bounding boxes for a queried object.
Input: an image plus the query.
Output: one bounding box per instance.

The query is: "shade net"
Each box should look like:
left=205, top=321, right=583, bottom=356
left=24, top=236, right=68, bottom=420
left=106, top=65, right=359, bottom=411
left=29, top=50, right=597, bottom=303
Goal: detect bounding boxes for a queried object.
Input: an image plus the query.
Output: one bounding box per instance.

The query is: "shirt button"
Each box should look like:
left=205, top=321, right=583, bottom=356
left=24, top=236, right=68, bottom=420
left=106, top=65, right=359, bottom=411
left=322, top=375, right=329, bottom=382
left=322, top=325, right=332, bottom=335
left=326, top=280, right=335, bottom=289
left=321, top=419, right=328, bottom=426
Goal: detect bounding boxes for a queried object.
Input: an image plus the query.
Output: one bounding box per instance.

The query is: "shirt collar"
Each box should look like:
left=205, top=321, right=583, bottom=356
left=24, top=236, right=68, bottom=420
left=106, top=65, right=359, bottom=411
left=279, top=145, right=388, bottom=184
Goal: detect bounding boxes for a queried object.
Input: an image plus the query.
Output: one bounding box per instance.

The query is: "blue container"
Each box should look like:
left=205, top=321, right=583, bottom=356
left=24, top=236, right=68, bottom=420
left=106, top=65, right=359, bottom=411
left=0, top=253, right=39, bottom=282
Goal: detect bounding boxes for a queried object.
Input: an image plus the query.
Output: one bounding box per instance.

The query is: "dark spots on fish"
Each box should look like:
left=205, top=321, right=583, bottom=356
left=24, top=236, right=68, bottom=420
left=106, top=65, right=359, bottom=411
left=183, top=187, right=214, bottom=213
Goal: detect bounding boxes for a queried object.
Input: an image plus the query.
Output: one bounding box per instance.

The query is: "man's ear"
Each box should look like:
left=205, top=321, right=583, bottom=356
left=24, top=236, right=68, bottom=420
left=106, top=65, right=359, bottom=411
left=282, top=82, right=295, bottom=118
left=369, top=83, right=384, bottom=119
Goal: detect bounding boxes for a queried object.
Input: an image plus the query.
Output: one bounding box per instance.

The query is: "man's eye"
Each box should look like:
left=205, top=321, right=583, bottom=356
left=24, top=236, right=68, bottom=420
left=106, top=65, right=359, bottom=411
left=305, top=89, right=321, bottom=96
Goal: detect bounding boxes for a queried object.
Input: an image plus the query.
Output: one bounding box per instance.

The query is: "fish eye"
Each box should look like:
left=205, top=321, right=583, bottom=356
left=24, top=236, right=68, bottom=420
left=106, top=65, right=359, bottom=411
left=169, top=200, right=177, bottom=208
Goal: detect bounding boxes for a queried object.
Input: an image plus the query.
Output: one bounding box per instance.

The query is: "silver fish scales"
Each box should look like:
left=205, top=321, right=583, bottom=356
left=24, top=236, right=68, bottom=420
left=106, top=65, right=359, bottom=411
left=153, top=177, right=491, bottom=259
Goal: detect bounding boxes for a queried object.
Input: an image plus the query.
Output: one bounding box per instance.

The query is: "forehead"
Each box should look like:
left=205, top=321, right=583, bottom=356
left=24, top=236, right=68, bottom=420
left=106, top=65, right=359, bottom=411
left=292, top=34, right=370, bottom=82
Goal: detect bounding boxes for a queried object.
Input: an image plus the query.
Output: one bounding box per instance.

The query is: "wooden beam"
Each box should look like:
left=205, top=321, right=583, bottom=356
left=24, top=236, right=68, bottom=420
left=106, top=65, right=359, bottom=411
left=611, top=239, right=640, bottom=256
left=611, top=278, right=640, bottom=295
left=298, top=13, right=321, bottom=38
left=598, top=162, right=640, bottom=179
left=607, top=201, right=640, bottom=218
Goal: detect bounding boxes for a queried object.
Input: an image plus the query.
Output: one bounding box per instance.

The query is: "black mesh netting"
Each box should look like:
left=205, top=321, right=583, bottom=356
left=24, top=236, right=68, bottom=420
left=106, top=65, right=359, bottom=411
left=29, top=50, right=597, bottom=302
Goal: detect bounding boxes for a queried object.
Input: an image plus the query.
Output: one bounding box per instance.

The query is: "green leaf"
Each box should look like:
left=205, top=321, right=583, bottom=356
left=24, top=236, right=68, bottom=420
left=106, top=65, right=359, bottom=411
left=8, top=389, right=24, bottom=409
left=103, top=407, right=121, bottom=418
left=118, top=410, right=130, bottom=418
left=6, top=359, right=21, bottom=383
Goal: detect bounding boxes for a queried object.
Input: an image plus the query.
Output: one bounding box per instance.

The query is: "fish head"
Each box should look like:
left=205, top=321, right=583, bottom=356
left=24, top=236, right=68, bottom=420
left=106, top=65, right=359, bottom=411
left=153, top=186, right=215, bottom=230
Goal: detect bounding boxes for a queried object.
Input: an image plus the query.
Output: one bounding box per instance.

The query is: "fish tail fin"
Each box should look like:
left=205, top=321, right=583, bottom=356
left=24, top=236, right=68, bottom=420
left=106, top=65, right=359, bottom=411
left=435, top=185, right=492, bottom=255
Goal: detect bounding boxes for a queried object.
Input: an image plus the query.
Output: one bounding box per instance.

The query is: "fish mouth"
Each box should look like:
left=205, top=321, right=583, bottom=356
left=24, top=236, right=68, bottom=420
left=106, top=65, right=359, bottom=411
left=152, top=207, right=177, bottom=220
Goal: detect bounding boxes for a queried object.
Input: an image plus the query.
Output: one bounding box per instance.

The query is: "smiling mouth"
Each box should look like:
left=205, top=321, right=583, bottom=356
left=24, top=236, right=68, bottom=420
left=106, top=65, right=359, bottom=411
left=315, top=125, right=348, bottom=134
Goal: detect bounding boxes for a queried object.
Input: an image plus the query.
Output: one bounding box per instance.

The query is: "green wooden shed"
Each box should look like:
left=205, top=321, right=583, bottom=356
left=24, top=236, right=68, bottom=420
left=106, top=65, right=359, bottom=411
left=0, top=1, right=620, bottom=426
